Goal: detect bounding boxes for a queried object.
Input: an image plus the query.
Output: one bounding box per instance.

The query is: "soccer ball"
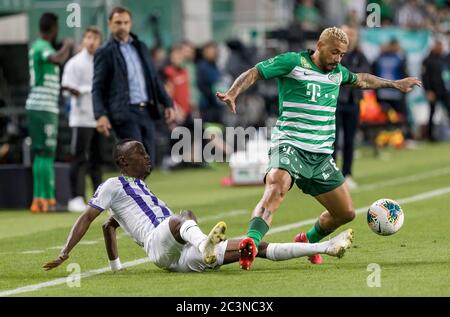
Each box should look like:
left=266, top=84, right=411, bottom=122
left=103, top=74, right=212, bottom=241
left=367, top=199, right=404, bottom=236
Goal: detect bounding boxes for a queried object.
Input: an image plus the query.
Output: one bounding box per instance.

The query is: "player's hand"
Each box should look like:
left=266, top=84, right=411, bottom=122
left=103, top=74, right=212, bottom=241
left=426, top=91, right=436, bottom=103
left=216, top=92, right=237, bottom=113
left=63, top=38, right=74, bottom=49
left=43, top=254, right=69, bottom=271
left=164, top=107, right=176, bottom=124
left=394, top=77, right=422, bottom=93
left=97, top=115, right=112, bottom=137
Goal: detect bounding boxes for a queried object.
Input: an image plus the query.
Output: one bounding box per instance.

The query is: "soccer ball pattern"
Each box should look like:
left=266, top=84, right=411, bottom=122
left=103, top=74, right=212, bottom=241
left=367, top=199, right=404, bottom=236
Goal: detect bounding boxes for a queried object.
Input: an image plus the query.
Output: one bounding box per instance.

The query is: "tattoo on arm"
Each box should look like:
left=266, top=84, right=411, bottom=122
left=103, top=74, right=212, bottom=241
left=227, top=67, right=261, bottom=97
left=354, top=73, right=397, bottom=90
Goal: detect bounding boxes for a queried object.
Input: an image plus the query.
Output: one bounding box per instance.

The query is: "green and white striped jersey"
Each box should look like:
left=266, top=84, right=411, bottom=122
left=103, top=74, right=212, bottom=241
left=25, top=38, right=60, bottom=114
left=256, top=51, right=357, bottom=154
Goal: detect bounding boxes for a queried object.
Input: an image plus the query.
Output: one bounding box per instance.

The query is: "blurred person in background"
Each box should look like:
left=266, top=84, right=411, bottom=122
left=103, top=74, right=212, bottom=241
left=26, top=13, right=73, bottom=213
left=422, top=39, right=450, bottom=141
left=333, top=25, right=370, bottom=191
left=197, top=41, right=224, bottom=125
left=92, top=6, right=175, bottom=165
left=163, top=45, right=192, bottom=126
left=62, top=26, right=103, bottom=213
left=395, top=0, right=427, bottom=30
left=161, top=45, right=197, bottom=167
left=294, top=0, right=322, bottom=32
left=373, top=38, right=415, bottom=145
left=180, top=41, right=200, bottom=118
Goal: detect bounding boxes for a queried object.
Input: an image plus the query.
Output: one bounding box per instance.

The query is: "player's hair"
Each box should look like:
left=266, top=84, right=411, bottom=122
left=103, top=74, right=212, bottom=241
left=113, top=138, right=136, bottom=167
left=108, top=6, right=132, bottom=21
left=39, top=13, right=58, bottom=34
left=318, top=27, right=349, bottom=45
left=83, top=26, right=102, bottom=40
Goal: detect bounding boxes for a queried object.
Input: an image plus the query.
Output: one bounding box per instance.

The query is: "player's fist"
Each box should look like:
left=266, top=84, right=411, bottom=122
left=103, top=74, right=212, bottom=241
left=216, top=92, right=237, bottom=113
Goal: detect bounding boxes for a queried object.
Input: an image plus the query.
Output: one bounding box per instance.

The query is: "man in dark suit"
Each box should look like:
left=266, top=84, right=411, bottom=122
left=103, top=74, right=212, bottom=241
left=92, top=6, right=174, bottom=163
left=333, top=25, right=370, bottom=190
left=422, top=39, right=450, bottom=141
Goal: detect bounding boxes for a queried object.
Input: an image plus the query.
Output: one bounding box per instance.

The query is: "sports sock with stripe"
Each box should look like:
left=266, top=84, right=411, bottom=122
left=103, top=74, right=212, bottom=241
left=246, top=217, right=269, bottom=248
left=306, top=220, right=334, bottom=243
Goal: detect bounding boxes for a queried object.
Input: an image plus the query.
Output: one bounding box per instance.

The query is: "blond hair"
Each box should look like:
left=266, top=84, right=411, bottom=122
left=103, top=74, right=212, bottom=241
left=318, top=27, right=348, bottom=45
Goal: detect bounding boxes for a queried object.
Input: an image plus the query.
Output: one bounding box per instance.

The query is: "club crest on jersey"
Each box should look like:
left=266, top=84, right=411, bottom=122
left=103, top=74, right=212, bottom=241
left=328, top=73, right=341, bottom=85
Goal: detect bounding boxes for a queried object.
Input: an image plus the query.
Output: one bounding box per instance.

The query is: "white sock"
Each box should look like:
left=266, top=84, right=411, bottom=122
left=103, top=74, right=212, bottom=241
left=179, top=220, right=207, bottom=253
left=216, top=241, right=228, bottom=266
left=266, top=242, right=328, bottom=261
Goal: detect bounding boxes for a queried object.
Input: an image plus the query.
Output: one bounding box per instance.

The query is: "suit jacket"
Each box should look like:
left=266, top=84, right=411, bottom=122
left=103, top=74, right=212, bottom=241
left=92, top=33, right=173, bottom=124
left=422, top=52, right=450, bottom=99
left=338, top=48, right=370, bottom=106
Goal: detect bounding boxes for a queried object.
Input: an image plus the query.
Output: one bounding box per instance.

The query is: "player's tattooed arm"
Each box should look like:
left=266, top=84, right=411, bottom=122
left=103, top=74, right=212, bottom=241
left=216, top=67, right=261, bottom=113
left=227, top=67, right=262, bottom=97
left=354, top=73, right=422, bottom=93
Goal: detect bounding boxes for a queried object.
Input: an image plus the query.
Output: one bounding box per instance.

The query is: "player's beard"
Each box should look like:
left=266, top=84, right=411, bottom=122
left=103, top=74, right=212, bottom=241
left=142, top=162, right=153, bottom=180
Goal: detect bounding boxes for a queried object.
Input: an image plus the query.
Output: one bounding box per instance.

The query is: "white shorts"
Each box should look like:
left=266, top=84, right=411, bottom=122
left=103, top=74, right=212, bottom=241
left=144, top=217, right=228, bottom=272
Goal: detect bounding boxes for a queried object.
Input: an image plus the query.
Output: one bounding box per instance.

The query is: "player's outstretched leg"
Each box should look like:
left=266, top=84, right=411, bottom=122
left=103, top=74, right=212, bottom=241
left=323, top=229, right=353, bottom=258
left=203, top=221, right=227, bottom=266
left=259, top=229, right=354, bottom=262
left=294, top=231, right=323, bottom=264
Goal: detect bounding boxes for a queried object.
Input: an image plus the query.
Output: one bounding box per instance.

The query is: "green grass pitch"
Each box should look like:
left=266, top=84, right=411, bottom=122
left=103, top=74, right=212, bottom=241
left=1, top=142, right=450, bottom=296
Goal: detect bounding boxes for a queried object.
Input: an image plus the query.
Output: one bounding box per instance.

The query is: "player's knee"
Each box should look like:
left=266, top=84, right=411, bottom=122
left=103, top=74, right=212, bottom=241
left=341, top=209, right=356, bottom=223
left=169, top=215, right=184, bottom=233
left=179, top=210, right=197, bottom=222
left=265, top=182, right=287, bottom=203
left=102, top=219, right=113, bottom=231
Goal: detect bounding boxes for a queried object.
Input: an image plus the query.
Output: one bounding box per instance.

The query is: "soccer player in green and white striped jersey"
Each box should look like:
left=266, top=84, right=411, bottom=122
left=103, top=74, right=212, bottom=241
left=217, top=27, right=422, bottom=270
left=27, top=13, right=73, bottom=213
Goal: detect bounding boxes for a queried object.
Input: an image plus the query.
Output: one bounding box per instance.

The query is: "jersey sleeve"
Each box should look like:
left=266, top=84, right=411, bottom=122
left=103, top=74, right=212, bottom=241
left=255, top=52, right=299, bottom=80
left=88, top=179, right=116, bottom=212
left=340, top=65, right=358, bottom=85
left=61, top=58, right=79, bottom=90
left=38, top=42, right=55, bottom=62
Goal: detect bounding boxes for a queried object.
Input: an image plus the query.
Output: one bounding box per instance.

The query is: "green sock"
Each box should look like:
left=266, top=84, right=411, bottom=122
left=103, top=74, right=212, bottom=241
left=306, top=220, right=334, bottom=243
left=41, top=156, right=55, bottom=199
left=246, top=217, right=270, bottom=248
left=32, top=155, right=44, bottom=198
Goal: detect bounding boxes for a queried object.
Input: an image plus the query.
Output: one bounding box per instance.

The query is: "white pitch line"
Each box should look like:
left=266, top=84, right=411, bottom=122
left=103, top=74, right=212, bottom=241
left=0, top=259, right=150, bottom=297
left=1, top=186, right=449, bottom=297
left=78, top=241, right=98, bottom=245
left=354, top=166, right=450, bottom=193
left=197, top=209, right=247, bottom=223
left=21, top=250, right=45, bottom=255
